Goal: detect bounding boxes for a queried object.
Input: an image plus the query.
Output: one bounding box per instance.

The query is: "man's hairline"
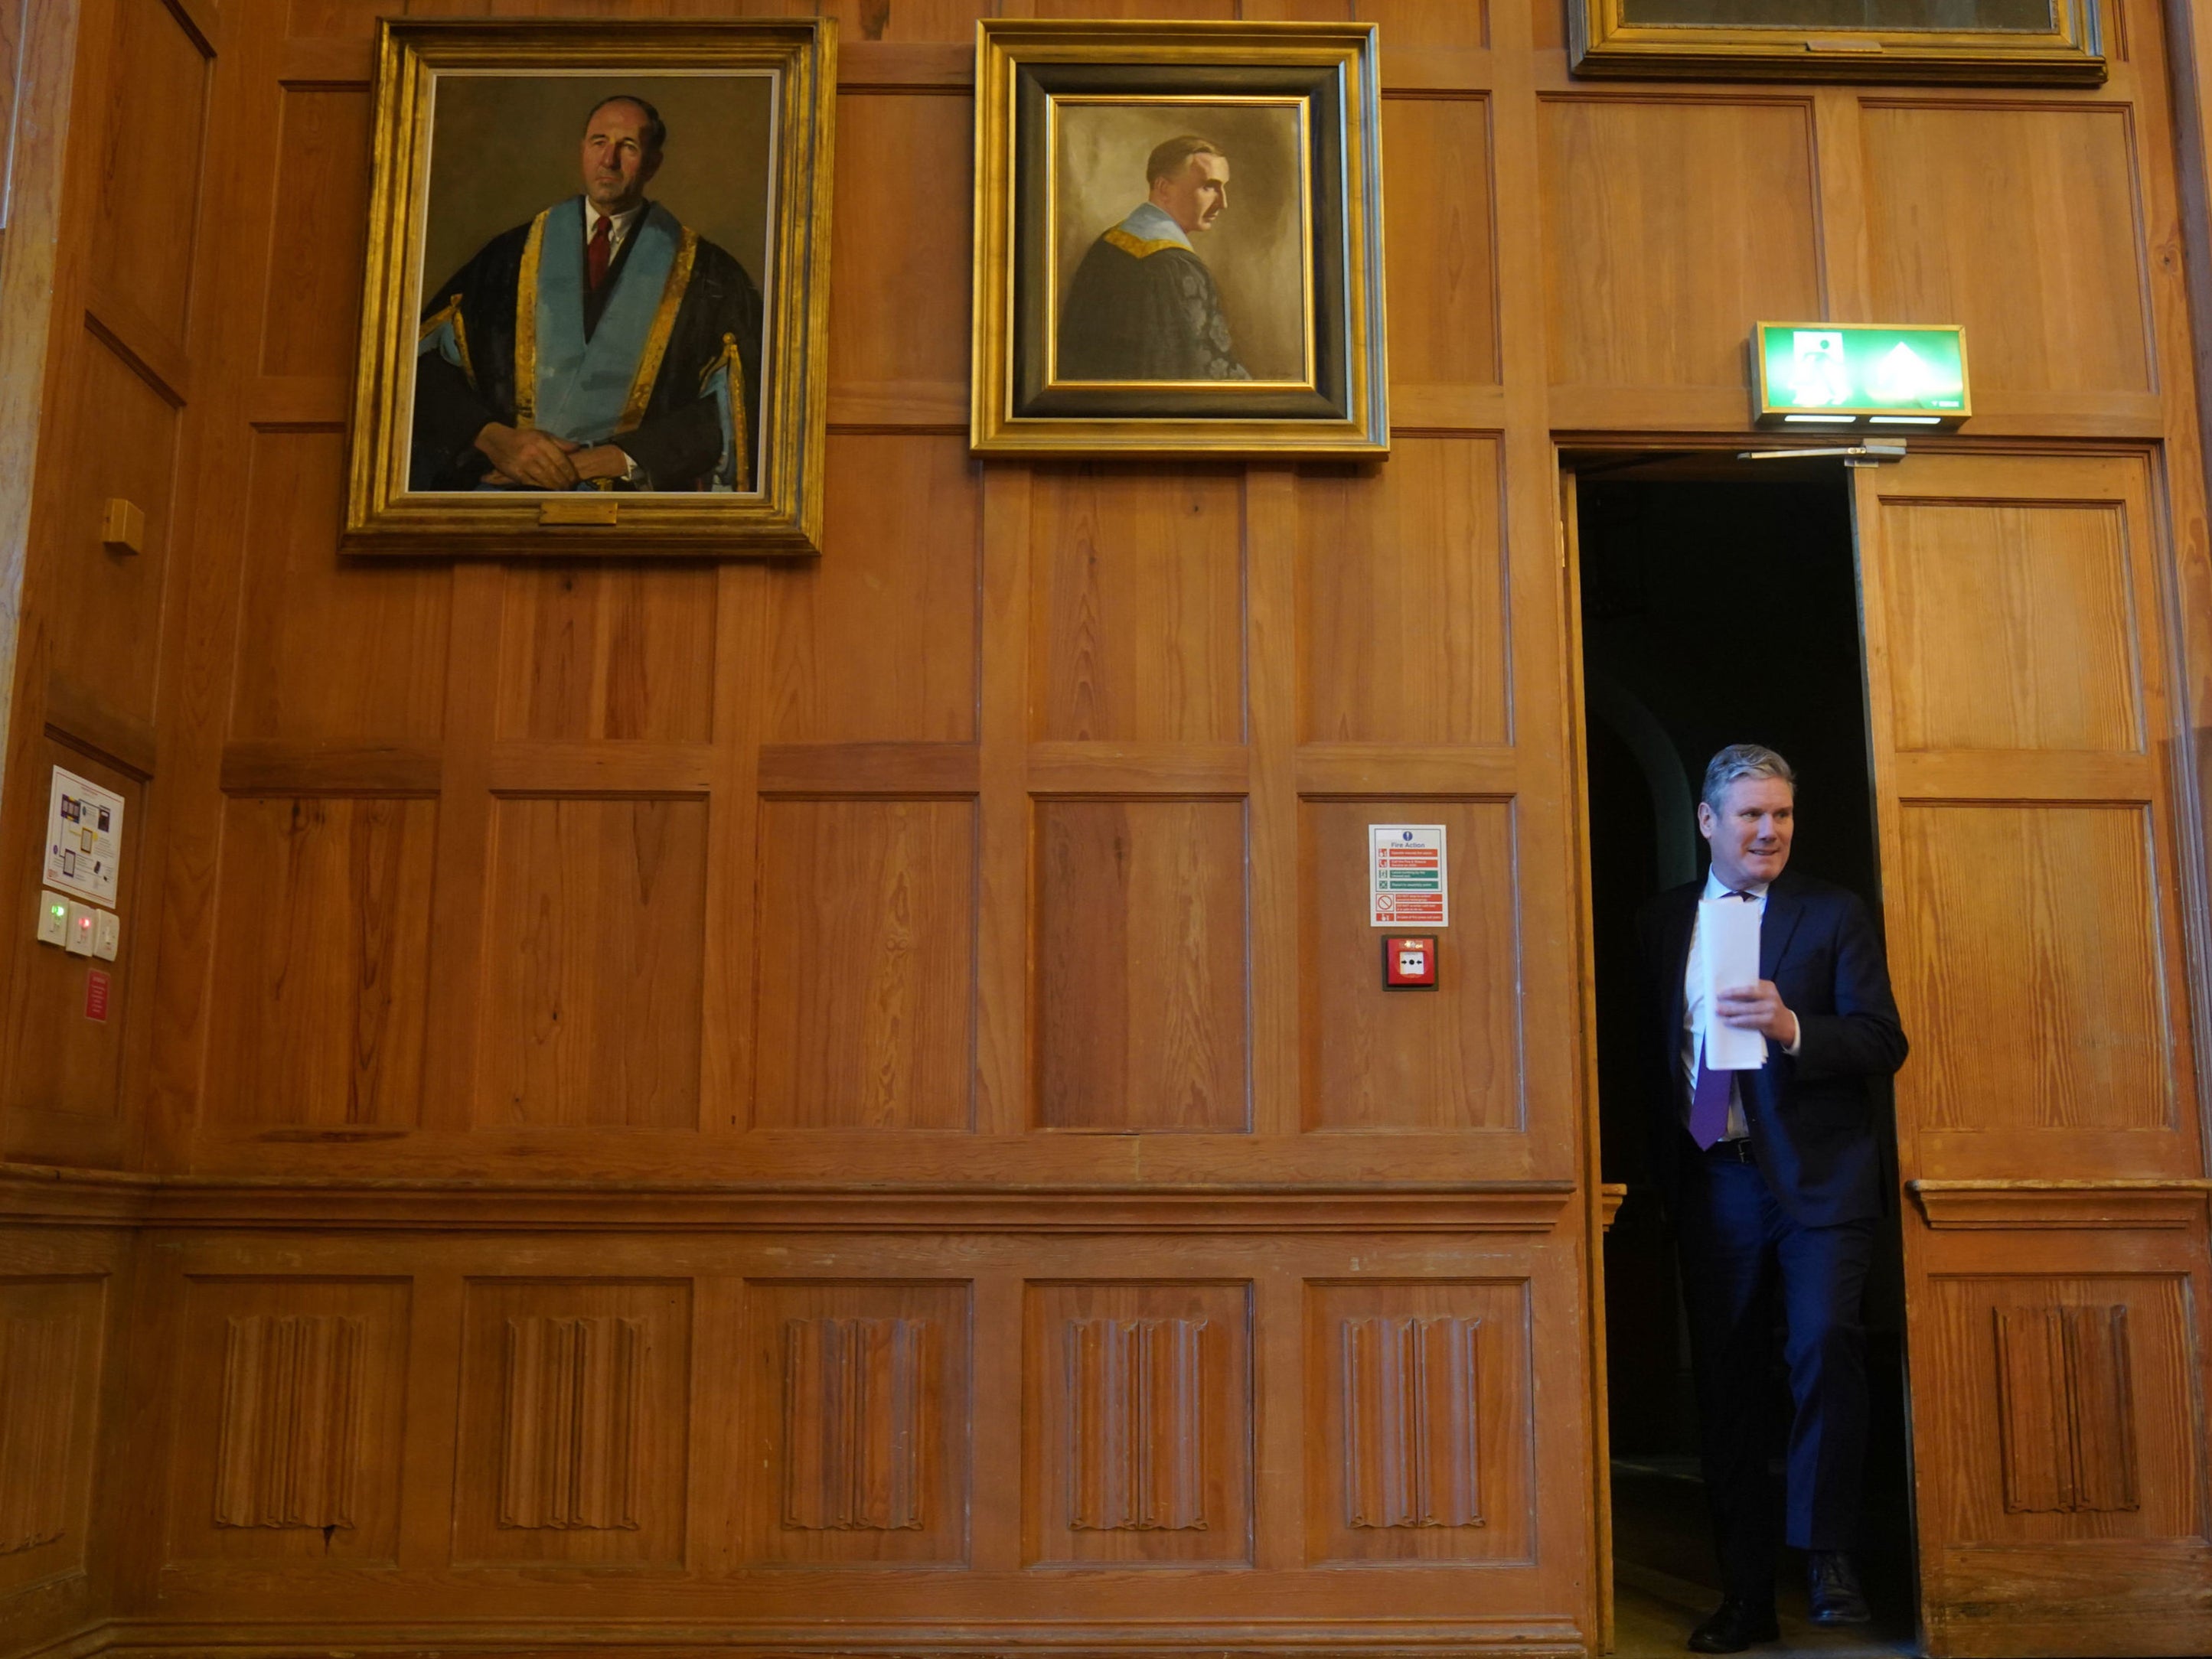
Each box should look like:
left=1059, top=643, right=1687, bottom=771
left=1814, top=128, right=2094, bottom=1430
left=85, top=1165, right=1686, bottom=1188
left=583, top=94, right=664, bottom=155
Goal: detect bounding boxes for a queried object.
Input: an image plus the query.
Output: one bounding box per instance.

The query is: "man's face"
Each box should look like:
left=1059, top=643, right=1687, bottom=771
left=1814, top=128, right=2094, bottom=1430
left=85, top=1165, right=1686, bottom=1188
left=580, top=99, right=661, bottom=213
left=1696, top=775, right=1795, bottom=891
left=1151, top=152, right=1229, bottom=236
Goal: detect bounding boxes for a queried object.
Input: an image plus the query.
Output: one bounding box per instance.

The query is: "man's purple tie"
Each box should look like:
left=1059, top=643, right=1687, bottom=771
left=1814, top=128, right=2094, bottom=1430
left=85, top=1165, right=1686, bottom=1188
left=1689, top=888, right=1757, bottom=1150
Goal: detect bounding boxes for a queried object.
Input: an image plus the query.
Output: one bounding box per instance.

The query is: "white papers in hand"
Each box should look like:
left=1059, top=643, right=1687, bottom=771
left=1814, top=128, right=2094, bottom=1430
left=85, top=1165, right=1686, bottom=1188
left=1698, top=898, right=1766, bottom=1071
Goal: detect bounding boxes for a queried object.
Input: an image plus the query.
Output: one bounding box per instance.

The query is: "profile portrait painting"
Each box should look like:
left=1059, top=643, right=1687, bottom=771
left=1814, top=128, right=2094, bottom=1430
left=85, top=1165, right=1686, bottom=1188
left=345, top=20, right=837, bottom=554
left=972, top=20, right=1388, bottom=458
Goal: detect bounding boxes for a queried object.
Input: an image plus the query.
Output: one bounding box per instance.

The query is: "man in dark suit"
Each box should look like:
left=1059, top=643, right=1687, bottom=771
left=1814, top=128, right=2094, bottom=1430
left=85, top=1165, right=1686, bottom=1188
left=1636, top=744, right=1908, bottom=1654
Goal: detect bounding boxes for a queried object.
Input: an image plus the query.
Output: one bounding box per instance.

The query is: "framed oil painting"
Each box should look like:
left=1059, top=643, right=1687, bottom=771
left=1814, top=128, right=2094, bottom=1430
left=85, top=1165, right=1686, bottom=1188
left=971, top=20, right=1388, bottom=458
left=344, top=18, right=836, bottom=556
left=1569, top=0, right=2104, bottom=83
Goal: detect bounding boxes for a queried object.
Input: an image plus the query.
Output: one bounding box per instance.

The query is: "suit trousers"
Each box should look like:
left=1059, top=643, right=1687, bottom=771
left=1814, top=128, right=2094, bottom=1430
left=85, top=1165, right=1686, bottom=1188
left=1672, top=1142, right=1874, bottom=1602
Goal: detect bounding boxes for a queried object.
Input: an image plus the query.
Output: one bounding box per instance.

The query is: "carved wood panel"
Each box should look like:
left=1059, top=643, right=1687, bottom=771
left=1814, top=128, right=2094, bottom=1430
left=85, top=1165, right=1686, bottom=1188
left=1024, top=1282, right=1251, bottom=1565
left=215, top=1313, right=368, bottom=1529
left=0, top=1311, right=81, bottom=1554
left=1994, top=1304, right=2139, bottom=1515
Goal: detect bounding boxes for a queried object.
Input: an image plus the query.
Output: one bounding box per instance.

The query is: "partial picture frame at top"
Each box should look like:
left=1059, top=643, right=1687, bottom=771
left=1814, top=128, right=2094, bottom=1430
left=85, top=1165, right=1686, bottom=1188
left=972, top=19, right=1388, bottom=458
left=344, top=18, right=836, bottom=556
left=1570, top=0, right=2105, bottom=83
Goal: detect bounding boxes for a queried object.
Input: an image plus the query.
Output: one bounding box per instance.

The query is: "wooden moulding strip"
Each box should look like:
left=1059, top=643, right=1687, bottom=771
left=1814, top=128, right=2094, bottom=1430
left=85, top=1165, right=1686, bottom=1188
left=0, top=1165, right=1580, bottom=1234
left=1909, top=1178, right=2212, bottom=1229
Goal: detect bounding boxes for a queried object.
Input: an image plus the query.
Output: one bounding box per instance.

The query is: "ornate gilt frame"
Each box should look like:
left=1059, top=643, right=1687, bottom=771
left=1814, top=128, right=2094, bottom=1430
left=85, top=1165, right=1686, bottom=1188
left=343, top=18, right=836, bottom=557
left=971, top=20, right=1388, bottom=458
left=1569, top=0, right=2105, bottom=83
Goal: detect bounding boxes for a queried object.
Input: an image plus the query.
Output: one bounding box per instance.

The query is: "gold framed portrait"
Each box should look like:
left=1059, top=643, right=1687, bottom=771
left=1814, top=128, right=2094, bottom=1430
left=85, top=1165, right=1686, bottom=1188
left=1569, top=0, right=2104, bottom=83
left=971, top=20, right=1388, bottom=458
left=344, top=18, right=836, bottom=556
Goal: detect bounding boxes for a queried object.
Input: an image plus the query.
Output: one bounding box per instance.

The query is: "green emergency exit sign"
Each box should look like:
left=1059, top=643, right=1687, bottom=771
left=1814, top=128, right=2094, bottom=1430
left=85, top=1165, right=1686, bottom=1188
left=1753, top=323, right=1970, bottom=429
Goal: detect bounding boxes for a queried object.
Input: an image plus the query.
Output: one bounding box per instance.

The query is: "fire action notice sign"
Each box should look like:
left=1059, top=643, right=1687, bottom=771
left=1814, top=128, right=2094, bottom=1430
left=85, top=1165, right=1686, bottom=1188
left=1369, top=823, right=1447, bottom=927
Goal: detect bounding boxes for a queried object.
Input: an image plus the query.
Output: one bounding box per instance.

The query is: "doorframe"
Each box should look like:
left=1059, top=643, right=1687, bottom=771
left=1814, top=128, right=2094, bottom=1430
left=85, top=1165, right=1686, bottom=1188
left=1552, top=435, right=1923, bottom=1656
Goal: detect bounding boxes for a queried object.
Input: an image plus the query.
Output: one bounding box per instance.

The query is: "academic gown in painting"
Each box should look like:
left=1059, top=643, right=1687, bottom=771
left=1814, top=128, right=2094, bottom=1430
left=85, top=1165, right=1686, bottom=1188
left=1056, top=202, right=1249, bottom=383
left=412, top=197, right=763, bottom=492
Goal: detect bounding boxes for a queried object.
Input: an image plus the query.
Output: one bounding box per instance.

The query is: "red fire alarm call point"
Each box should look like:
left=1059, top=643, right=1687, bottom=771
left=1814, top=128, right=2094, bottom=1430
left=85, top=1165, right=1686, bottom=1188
left=1383, top=934, right=1438, bottom=989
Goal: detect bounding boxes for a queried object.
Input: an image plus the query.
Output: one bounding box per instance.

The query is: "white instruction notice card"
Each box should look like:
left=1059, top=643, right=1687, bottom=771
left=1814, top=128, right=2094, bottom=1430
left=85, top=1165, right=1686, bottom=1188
left=44, top=767, right=124, bottom=907
left=1369, top=823, right=1447, bottom=927
left=1698, top=898, right=1765, bottom=1070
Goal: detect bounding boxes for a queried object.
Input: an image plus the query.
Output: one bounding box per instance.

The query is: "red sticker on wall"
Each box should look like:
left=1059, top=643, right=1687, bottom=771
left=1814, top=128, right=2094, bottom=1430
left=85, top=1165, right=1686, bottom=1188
left=84, top=969, right=110, bottom=1022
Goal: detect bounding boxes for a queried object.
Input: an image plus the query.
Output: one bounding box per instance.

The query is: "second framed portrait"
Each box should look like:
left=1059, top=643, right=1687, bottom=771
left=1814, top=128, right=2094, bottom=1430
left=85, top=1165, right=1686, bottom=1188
left=344, top=18, right=836, bottom=555
left=972, top=21, right=1388, bottom=458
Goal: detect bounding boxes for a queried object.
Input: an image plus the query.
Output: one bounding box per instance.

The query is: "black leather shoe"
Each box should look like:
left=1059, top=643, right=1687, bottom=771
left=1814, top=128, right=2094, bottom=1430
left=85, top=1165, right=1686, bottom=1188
left=1807, top=1550, right=1872, bottom=1625
left=1686, top=1597, right=1780, bottom=1653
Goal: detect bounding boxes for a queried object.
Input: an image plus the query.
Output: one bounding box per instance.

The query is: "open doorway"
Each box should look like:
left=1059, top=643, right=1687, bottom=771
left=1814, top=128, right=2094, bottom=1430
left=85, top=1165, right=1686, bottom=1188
left=1571, top=458, right=1916, bottom=1654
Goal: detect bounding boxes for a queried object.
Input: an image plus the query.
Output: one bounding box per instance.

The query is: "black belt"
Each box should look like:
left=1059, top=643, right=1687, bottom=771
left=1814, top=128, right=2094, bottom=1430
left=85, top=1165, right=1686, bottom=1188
left=1702, top=1138, right=1757, bottom=1163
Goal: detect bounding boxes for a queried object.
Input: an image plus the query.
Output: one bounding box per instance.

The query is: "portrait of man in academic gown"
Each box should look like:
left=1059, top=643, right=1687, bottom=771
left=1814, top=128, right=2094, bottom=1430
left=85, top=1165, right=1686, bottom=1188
left=410, top=93, right=763, bottom=494
left=1058, top=134, right=1251, bottom=383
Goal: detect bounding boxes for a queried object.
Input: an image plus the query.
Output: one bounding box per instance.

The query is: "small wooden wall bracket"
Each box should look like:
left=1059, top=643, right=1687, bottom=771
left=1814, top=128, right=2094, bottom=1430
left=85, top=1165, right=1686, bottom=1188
left=100, top=497, right=145, bottom=555
left=538, top=498, right=618, bottom=527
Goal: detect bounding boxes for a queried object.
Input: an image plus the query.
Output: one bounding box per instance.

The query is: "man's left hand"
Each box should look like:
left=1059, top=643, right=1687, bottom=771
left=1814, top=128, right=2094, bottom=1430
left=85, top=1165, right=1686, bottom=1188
left=1715, top=980, right=1800, bottom=1047
left=569, top=445, right=634, bottom=482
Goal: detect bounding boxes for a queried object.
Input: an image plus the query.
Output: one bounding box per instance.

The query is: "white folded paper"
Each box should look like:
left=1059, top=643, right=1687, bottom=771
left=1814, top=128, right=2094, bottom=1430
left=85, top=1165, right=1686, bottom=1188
left=1698, top=898, right=1767, bottom=1071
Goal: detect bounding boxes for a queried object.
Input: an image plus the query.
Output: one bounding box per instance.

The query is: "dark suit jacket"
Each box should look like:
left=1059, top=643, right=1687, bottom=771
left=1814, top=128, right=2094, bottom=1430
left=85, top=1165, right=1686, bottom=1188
left=1636, top=870, right=1909, bottom=1227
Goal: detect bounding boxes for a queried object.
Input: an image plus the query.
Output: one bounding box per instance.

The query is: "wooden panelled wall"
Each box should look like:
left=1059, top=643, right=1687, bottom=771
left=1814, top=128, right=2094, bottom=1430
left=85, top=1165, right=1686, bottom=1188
left=0, top=0, right=2209, bottom=1656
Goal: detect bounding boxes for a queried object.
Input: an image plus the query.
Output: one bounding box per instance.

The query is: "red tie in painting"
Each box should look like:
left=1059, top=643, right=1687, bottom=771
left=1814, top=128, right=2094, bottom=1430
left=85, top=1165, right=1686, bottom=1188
left=587, top=213, right=612, bottom=292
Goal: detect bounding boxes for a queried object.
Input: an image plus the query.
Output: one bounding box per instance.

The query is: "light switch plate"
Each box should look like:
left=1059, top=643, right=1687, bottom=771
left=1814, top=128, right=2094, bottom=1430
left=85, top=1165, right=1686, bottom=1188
left=36, top=890, right=70, bottom=947
left=92, top=908, right=119, bottom=961
left=64, top=901, right=96, bottom=957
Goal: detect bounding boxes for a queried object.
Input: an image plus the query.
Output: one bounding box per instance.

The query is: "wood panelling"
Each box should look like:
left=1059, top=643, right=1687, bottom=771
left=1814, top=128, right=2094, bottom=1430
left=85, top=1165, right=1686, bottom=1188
left=455, top=1279, right=689, bottom=1566
left=1023, top=1281, right=1251, bottom=1566
left=494, top=564, right=717, bottom=744
left=765, top=435, right=977, bottom=744
left=165, top=1277, right=406, bottom=1562
left=1032, top=466, right=1245, bottom=744
left=230, top=431, right=451, bottom=745
left=1894, top=803, right=2171, bottom=1133
left=1301, top=800, right=1520, bottom=1131
left=1035, top=799, right=1248, bottom=1132
left=826, top=92, right=971, bottom=396
left=1881, top=500, right=2144, bottom=754
left=205, top=797, right=436, bottom=1127
left=1923, top=1274, right=2197, bottom=1543
left=1380, top=98, right=1497, bottom=390
left=1297, top=438, right=1506, bottom=745
left=1307, top=1279, right=1532, bottom=1563
left=54, top=331, right=181, bottom=729
left=745, top=1279, right=969, bottom=1565
left=478, top=797, right=708, bottom=1129
left=752, top=797, right=975, bottom=1131
left=87, top=0, right=210, bottom=347
left=1862, top=103, right=2153, bottom=396
left=259, top=86, right=371, bottom=380
left=0, top=1274, right=103, bottom=1592
left=1538, top=96, right=1822, bottom=389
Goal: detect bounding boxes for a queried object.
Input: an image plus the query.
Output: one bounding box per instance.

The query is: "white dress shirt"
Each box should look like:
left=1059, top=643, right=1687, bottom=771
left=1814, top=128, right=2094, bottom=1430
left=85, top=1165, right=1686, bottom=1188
left=1680, top=870, right=1796, bottom=1142
left=585, top=200, right=646, bottom=262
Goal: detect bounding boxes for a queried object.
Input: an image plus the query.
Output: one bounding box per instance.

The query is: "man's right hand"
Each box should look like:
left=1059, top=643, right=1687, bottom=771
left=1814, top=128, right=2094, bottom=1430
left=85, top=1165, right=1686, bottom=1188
left=474, top=422, right=580, bottom=491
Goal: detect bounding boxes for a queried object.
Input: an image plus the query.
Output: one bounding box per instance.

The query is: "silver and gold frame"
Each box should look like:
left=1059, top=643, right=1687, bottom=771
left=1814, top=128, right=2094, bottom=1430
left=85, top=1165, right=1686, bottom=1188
left=971, top=19, right=1389, bottom=458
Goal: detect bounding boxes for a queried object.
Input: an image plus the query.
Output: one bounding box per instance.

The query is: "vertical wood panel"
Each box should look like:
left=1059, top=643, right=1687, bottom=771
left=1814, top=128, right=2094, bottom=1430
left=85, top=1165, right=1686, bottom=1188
left=1033, top=468, right=1246, bottom=744
left=494, top=565, right=717, bottom=743
left=229, top=431, right=451, bottom=745
left=1035, top=800, right=1249, bottom=1132
left=765, top=435, right=977, bottom=743
left=214, top=1314, right=367, bottom=1529
left=752, top=798, right=976, bottom=1130
left=1301, top=800, right=1520, bottom=1131
left=0, top=1312, right=80, bottom=1554
left=259, top=86, right=372, bottom=378
left=89, top=0, right=210, bottom=343
left=205, top=797, right=436, bottom=1127
left=1862, top=103, right=2152, bottom=395
left=827, top=93, right=971, bottom=389
left=1539, top=96, right=1822, bottom=388
left=1883, top=499, right=2143, bottom=754
left=1297, top=438, right=1506, bottom=745
left=478, top=798, right=708, bottom=1129
left=1381, top=98, right=1497, bottom=389
left=1894, top=803, right=2171, bottom=1133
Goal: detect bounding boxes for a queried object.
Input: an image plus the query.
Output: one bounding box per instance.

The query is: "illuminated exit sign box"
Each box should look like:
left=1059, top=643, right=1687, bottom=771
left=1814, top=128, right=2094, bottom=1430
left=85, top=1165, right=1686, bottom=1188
left=1753, top=323, right=1970, bottom=429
